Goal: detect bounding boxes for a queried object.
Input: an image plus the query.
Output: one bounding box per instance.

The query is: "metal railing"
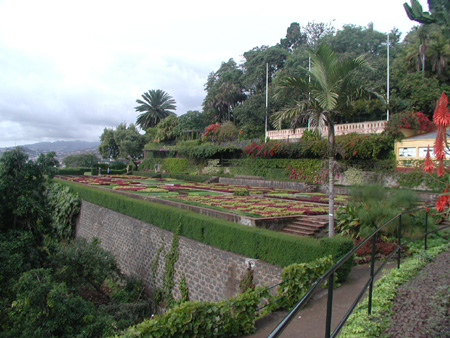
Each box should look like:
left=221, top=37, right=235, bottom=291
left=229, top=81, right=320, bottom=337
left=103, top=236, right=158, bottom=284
left=267, top=206, right=450, bottom=338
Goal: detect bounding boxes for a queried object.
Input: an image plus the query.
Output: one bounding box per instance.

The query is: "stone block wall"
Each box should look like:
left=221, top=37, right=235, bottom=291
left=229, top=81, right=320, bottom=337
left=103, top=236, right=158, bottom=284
left=76, top=201, right=283, bottom=303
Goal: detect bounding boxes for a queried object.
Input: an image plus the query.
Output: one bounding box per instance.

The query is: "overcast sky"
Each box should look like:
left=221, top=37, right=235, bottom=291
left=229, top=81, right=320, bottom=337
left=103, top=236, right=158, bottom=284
left=0, top=0, right=419, bottom=147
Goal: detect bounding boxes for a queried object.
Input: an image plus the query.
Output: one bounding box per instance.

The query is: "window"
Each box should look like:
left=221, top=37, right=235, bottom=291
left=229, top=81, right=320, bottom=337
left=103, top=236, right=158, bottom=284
left=399, top=147, right=416, bottom=157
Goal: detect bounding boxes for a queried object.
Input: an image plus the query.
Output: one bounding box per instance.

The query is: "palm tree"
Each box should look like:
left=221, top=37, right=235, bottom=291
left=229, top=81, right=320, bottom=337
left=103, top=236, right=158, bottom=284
left=272, top=44, right=373, bottom=236
left=135, top=89, right=176, bottom=130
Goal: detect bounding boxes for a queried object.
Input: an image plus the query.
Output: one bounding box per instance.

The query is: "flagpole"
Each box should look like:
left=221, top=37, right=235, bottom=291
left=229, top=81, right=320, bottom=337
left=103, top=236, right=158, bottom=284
left=387, top=33, right=390, bottom=121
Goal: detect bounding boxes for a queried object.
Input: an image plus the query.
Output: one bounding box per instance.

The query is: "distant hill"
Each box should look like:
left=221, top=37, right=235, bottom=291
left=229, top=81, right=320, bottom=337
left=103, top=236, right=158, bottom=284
left=0, top=140, right=100, bottom=160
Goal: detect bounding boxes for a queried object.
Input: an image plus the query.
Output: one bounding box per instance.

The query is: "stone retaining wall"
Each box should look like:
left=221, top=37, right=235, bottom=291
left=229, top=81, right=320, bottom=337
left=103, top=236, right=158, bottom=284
left=76, top=201, right=283, bottom=303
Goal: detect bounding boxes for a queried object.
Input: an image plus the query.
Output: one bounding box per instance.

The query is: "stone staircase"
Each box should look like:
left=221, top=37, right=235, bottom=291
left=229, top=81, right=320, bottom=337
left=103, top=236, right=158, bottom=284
left=282, top=215, right=329, bottom=237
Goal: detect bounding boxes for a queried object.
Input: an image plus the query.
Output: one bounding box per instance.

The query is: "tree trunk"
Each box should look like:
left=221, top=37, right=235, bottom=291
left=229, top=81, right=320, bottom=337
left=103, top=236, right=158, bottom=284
left=327, top=123, right=335, bottom=237
left=328, top=155, right=335, bottom=237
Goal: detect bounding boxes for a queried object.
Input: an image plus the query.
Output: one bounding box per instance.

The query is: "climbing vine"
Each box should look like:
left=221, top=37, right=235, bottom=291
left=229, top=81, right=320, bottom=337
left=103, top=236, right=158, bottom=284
left=161, top=226, right=180, bottom=307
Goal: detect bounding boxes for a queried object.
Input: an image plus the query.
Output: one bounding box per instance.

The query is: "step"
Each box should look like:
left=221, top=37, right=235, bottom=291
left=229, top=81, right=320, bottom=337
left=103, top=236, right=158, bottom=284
left=284, top=224, right=319, bottom=232
left=283, top=228, right=315, bottom=236
left=291, top=221, right=326, bottom=228
left=281, top=215, right=329, bottom=237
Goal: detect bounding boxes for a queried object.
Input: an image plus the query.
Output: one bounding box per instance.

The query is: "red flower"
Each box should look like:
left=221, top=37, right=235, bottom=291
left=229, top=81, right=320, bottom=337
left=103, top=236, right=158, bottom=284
left=433, top=125, right=447, bottom=160
left=437, top=160, right=446, bottom=177
left=436, top=186, right=450, bottom=212
left=423, top=146, right=435, bottom=174
left=433, top=92, right=450, bottom=127
left=436, top=194, right=449, bottom=212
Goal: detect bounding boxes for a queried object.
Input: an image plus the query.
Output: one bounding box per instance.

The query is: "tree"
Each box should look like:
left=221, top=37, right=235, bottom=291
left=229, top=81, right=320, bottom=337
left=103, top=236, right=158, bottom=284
left=203, top=59, right=246, bottom=123
left=63, top=153, right=100, bottom=168
left=272, top=44, right=373, bottom=236
left=303, top=21, right=335, bottom=47
left=155, top=115, right=179, bottom=142
left=135, top=89, right=176, bottom=130
left=404, top=0, right=450, bottom=37
left=279, top=22, right=307, bottom=51
left=0, top=148, right=50, bottom=235
left=173, top=110, right=208, bottom=140
left=242, top=46, right=289, bottom=95
left=98, top=123, right=147, bottom=161
left=98, top=128, right=119, bottom=160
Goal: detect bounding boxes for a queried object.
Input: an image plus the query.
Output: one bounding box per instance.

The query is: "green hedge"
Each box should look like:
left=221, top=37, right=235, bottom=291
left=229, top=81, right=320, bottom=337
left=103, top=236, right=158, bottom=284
left=59, top=180, right=353, bottom=278
left=228, top=158, right=325, bottom=183
left=163, top=158, right=188, bottom=174
left=90, top=164, right=127, bottom=175
left=160, top=173, right=211, bottom=182
left=57, top=168, right=91, bottom=175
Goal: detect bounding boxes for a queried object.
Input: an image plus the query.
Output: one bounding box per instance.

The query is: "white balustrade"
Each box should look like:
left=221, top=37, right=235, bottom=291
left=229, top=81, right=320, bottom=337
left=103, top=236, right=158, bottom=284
left=267, top=120, right=387, bottom=141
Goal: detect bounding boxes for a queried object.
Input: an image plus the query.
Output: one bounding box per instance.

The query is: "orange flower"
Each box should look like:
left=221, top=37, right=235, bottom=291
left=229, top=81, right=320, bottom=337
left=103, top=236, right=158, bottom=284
left=433, top=125, right=447, bottom=160
left=436, top=186, right=450, bottom=212
left=423, top=146, right=435, bottom=173
left=433, top=92, right=450, bottom=127
left=437, top=159, right=446, bottom=177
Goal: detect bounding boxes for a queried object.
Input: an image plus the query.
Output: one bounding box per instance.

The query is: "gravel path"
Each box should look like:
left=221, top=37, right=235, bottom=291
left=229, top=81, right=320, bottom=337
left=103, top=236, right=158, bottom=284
left=383, top=250, right=450, bottom=338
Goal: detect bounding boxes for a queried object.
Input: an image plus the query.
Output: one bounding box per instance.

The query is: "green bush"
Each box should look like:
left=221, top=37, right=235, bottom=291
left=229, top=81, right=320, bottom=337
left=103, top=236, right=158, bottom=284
left=229, top=158, right=325, bottom=183
left=163, top=158, right=188, bottom=174
left=118, top=287, right=268, bottom=338
left=57, top=167, right=90, bottom=175
left=138, top=158, right=163, bottom=172
left=160, top=173, right=211, bottom=182
left=268, top=255, right=335, bottom=311
left=176, top=142, right=242, bottom=159
left=336, top=185, right=420, bottom=239
left=58, top=180, right=353, bottom=277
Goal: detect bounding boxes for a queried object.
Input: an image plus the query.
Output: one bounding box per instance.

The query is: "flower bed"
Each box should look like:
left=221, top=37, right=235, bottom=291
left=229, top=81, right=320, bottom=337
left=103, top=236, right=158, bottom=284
left=265, top=192, right=349, bottom=205
left=164, top=195, right=328, bottom=217
left=57, top=175, right=336, bottom=217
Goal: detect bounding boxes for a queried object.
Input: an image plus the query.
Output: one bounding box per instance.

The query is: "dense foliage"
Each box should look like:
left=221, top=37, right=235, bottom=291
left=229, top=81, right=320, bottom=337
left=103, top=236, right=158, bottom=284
left=98, top=123, right=147, bottom=161
left=336, top=184, right=420, bottom=239
left=0, top=148, right=151, bottom=337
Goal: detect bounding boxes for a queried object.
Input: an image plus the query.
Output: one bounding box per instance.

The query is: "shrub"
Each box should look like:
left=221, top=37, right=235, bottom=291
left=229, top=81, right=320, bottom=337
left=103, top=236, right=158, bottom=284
left=217, top=121, right=239, bottom=143
left=383, top=111, right=435, bottom=141
left=119, top=287, right=269, bottom=338
left=163, top=158, right=188, bottom=174
left=343, top=167, right=365, bottom=185
left=229, top=158, right=325, bottom=183
left=267, top=255, right=335, bottom=311
left=336, top=185, right=419, bottom=239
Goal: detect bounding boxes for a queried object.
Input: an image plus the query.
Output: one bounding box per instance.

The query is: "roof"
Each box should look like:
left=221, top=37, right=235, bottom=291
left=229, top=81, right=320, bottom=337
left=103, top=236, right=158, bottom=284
left=404, top=129, right=450, bottom=140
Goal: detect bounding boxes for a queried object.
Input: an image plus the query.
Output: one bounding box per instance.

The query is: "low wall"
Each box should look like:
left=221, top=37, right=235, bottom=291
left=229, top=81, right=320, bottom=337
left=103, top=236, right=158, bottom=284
left=76, top=201, right=283, bottom=303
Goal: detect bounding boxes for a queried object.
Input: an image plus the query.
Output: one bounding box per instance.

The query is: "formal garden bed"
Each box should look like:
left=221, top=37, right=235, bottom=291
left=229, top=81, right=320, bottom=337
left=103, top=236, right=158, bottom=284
left=56, top=175, right=342, bottom=218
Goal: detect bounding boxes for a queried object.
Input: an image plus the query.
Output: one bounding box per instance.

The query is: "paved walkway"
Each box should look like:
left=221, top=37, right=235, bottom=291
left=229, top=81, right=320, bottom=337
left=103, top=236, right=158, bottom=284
left=241, top=261, right=397, bottom=338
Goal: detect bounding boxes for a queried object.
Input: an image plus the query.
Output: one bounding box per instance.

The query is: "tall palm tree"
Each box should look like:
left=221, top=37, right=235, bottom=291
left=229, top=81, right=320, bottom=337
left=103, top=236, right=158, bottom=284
left=272, top=44, right=373, bottom=236
left=135, top=89, right=176, bottom=130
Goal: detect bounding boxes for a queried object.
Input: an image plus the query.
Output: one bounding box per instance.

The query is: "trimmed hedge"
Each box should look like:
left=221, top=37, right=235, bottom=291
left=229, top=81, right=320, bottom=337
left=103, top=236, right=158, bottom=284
left=59, top=180, right=353, bottom=279
left=160, top=173, right=212, bottom=182
left=57, top=168, right=91, bottom=175
left=228, top=158, right=325, bottom=183
left=163, top=158, right=188, bottom=174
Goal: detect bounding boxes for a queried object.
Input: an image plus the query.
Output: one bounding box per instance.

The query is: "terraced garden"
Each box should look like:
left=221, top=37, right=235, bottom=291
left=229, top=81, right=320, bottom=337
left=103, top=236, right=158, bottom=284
left=57, top=175, right=348, bottom=218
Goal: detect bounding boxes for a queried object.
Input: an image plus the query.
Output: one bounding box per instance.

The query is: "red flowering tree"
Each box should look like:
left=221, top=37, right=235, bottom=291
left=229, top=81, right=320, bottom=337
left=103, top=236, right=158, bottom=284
left=383, top=111, right=435, bottom=140
left=423, top=92, right=450, bottom=212
left=203, top=123, right=221, bottom=141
